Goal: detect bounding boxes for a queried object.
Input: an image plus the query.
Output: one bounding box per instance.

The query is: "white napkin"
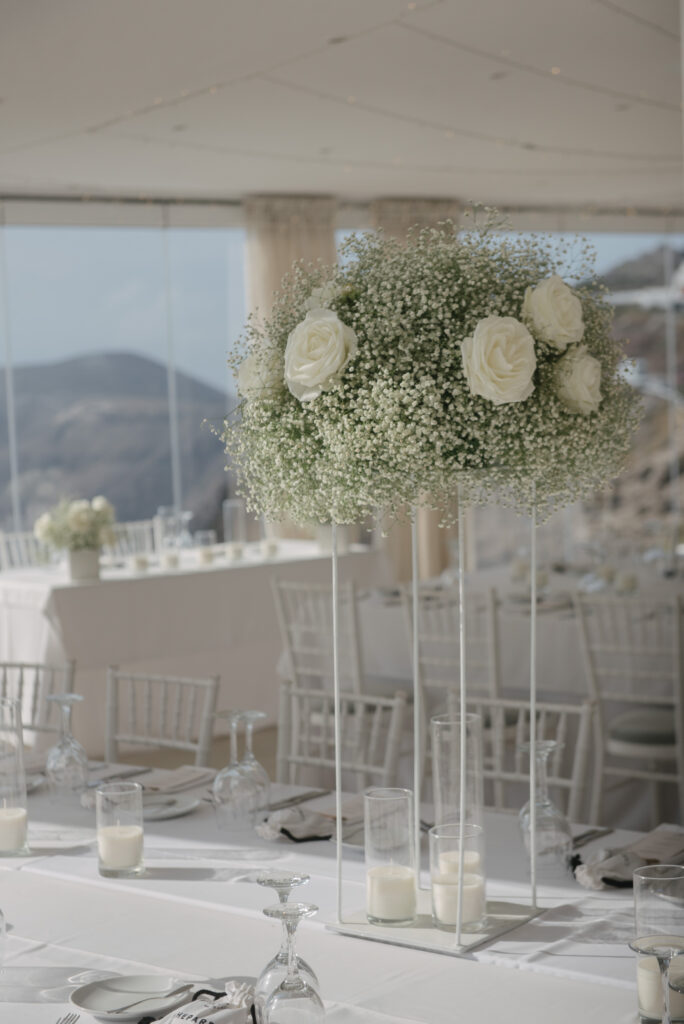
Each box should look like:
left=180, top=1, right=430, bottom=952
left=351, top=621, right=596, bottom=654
left=575, top=846, right=646, bottom=890
left=141, top=766, right=216, bottom=794
left=156, top=981, right=253, bottom=1023
left=256, top=806, right=334, bottom=842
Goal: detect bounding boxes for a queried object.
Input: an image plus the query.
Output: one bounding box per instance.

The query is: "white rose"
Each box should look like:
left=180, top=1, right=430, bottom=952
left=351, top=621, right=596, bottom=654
left=556, top=344, right=601, bottom=415
left=303, top=281, right=342, bottom=312
left=67, top=499, right=95, bottom=533
left=34, top=512, right=52, bottom=542
left=284, top=308, right=358, bottom=402
left=522, top=274, right=584, bottom=351
left=237, top=347, right=284, bottom=401
left=461, top=316, right=536, bottom=406
left=91, top=495, right=114, bottom=519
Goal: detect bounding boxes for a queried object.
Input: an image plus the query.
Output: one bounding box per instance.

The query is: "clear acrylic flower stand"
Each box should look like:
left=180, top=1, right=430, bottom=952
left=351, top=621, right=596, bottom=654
left=326, top=491, right=544, bottom=956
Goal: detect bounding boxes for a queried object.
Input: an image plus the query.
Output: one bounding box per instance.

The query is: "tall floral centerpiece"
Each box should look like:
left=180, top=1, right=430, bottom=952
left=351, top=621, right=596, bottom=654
left=223, top=214, right=640, bottom=936
left=34, top=497, right=116, bottom=581
left=224, top=217, right=638, bottom=522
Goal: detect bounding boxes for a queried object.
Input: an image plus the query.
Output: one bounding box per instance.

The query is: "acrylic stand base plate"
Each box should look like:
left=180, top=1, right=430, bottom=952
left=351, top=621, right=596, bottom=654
left=327, top=890, right=542, bottom=956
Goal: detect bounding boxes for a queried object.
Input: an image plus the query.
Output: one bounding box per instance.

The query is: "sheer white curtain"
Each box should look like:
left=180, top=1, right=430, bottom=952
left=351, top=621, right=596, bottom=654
left=244, top=195, right=337, bottom=320
left=371, top=198, right=461, bottom=581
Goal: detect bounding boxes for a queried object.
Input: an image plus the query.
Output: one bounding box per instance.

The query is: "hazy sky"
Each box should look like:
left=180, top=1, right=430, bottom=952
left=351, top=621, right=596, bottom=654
left=1, top=226, right=680, bottom=390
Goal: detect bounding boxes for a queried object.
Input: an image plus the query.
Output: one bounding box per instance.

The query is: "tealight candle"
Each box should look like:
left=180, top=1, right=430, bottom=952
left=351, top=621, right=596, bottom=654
left=132, top=554, right=148, bottom=572
left=366, top=864, right=416, bottom=923
left=224, top=542, right=243, bottom=561
left=161, top=551, right=179, bottom=570
left=0, top=806, right=27, bottom=853
left=637, top=956, right=684, bottom=1019
left=199, top=548, right=214, bottom=565
left=97, top=824, right=143, bottom=872
left=432, top=871, right=486, bottom=928
left=261, top=540, right=278, bottom=559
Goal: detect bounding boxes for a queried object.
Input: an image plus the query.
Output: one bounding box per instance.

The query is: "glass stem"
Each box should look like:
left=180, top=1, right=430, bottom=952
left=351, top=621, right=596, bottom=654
left=535, top=748, right=550, bottom=806
left=60, top=703, right=71, bottom=744
left=245, top=720, right=254, bottom=759
left=230, top=717, right=239, bottom=765
left=285, top=919, right=299, bottom=984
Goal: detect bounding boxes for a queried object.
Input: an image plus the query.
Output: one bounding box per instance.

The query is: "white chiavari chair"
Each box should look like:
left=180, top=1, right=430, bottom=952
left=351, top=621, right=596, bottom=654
left=276, top=680, right=407, bottom=791
left=574, top=594, right=684, bottom=825
left=466, top=694, right=595, bottom=822
left=104, top=520, right=157, bottom=560
left=106, top=667, right=219, bottom=767
left=0, top=530, right=51, bottom=570
left=0, top=660, right=76, bottom=734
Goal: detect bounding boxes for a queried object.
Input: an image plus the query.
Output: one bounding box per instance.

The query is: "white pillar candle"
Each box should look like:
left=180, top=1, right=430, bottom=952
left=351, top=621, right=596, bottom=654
left=97, top=824, right=143, bottom=871
left=438, top=849, right=483, bottom=876
left=366, top=864, right=416, bottom=922
left=0, top=807, right=27, bottom=852
left=432, top=871, right=486, bottom=927
left=637, top=956, right=684, bottom=1020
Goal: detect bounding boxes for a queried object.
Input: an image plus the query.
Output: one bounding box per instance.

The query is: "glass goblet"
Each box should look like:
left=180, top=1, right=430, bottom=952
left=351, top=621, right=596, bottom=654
left=630, top=865, right=684, bottom=1024
left=45, top=694, right=88, bottom=800
left=212, top=710, right=259, bottom=834
left=239, top=710, right=270, bottom=809
left=262, top=902, right=324, bottom=1024
left=253, top=873, right=318, bottom=1024
left=518, top=740, right=573, bottom=884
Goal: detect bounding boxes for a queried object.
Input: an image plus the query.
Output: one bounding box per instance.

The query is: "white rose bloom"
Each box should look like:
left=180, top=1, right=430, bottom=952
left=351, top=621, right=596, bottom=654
left=461, top=316, right=536, bottom=406
left=237, top=347, right=283, bottom=401
left=303, top=281, right=341, bottom=312
left=91, top=495, right=114, bottom=518
left=556, top=344, right=601, bottom=415
left=522, top=274, right=584, bottom=351
left=34, top=512, right=52, bottom=541
left=284, top=308, right=358, bottom=402
left=67, top=499, right=95, bottom=533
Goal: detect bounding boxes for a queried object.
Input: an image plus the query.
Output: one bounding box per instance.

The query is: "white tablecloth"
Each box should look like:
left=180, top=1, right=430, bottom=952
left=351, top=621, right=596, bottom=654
left=0, top=542, right=391, bottom=755
left=2, top=779, right=644, bottom=1023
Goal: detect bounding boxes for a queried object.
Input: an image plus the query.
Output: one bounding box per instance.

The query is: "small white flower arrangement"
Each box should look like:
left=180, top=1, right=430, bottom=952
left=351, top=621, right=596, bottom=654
left=223, top=213, right=639, bottom=524
left=34, top=497, right=116, bottom=551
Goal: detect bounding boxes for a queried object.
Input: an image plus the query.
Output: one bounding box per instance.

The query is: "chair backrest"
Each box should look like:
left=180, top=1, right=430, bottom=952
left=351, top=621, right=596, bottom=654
left=0, top=530, right=51, bottom=571
left=272, top=578, right=363, bottom=694
left=401, top=585, right=500, bottom=713
left=106, top=667, right=219, bottom=766
left=0, top=661, right=76, bottom=733
left=105, top=520, right=157, bottom=559
left=574, top=594, right=682, bottom=709
left=276, top=680, right=407, bottom=790
left=466, top=694, right=595, bottom=821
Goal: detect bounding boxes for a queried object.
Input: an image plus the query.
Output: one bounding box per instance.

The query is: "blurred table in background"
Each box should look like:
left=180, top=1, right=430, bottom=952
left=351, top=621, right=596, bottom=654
left=0, top=541, right=391, bottom=755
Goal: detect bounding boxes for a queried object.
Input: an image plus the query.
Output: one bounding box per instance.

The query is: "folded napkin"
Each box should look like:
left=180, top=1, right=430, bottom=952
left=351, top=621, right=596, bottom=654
left=574, top=847, right=646, bottom=890
left=256, top=806, right=333, bottom=843
left=141, top=766, right=216, bottom=795
left=149, top=981, right=254, bottom=1023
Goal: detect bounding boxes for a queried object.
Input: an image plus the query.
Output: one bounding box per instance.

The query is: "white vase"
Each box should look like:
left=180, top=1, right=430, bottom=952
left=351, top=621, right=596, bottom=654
left=68, top=548, right=100, bottom=582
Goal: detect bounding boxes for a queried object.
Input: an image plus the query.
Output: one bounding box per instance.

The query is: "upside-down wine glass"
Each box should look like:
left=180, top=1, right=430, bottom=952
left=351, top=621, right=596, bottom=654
left=518, top=739, right=572, bottom=884
left=45, top=694, right=89, bottom=799
left=262, top=902, right=324, bottom=1024
left=212, top=710, right=259, bottom=832
left=630, top=864, right=684, bottom=1024
left=253, top=872, right=319, bottom=1024
left=239, top=710, right=270, bottom=810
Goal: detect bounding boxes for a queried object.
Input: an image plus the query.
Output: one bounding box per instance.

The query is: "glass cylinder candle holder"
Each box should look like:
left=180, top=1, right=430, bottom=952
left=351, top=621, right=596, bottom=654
left=96, top=781, right=144, bottom=877
left=429, top=823, right=486, bottom=932
left=364, top=788, right=416, bottom=927
left=0, top=698, right=28, bottom=856
left=637, top=954, right=684, bottom=1022
left=431, top=713, right=484, bottom=829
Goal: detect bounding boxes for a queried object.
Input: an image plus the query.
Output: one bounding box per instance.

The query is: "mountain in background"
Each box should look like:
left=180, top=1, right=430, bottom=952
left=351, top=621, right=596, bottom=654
left=0, top=351, right=232, bottom=531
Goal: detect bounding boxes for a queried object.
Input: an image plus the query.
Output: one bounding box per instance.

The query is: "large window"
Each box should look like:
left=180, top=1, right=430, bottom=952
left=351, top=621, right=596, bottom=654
left=0, top=223, right=245, bottom=534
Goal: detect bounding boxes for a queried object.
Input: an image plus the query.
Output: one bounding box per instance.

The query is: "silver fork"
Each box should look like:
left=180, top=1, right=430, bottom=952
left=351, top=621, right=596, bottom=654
left=55, top=1013, right=79, bottom=1024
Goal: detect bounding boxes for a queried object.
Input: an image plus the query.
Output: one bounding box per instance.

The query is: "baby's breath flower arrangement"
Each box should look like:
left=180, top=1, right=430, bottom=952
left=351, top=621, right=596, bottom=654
left=223, top=216, right=639, bottom=525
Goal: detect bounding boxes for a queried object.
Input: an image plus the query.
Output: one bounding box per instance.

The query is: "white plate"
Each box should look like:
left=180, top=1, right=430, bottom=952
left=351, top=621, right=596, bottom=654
left=70, top=974, right=194, bottom=1020
left=142, top=796, right=201, bottom=821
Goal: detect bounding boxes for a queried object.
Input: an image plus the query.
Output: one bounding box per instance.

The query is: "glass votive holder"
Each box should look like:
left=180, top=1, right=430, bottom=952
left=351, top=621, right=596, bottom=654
left=96, top=781, right=144, bottom=877
left=637, top=953, right=684, bottom=1022
left=195, top=530, right=217, bottom=564
left=0, top=697, right=29, bottom=856
left=364, top=787, right=416, bottom=927
left=429, top=823, right=486, bottom=933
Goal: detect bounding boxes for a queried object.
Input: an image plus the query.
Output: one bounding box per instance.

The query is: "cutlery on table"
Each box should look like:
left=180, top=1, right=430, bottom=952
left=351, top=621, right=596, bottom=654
left=55, top=1013, right=79, bottom=1024
left=572, top=827, right=613, bottom=849
left=266, top=789, right=331, bottom=812
left=86, top=766, right=152, bottom=788
left=105, top=982, right=193, bottom=1013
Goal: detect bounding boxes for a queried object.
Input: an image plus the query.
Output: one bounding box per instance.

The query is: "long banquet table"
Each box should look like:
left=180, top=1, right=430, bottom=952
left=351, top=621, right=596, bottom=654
left=4, top=773, right=646, bottom=1023
left=0, top=541, right=391, bottom=755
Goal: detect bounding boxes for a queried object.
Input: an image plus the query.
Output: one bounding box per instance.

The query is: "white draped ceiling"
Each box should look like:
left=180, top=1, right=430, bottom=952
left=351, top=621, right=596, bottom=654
left=0, top=0, right=681, bottom=230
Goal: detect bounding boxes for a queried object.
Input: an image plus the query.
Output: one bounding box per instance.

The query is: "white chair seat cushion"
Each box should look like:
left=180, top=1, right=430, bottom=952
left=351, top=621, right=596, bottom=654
left=608, top=709, right=675, bottom=746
